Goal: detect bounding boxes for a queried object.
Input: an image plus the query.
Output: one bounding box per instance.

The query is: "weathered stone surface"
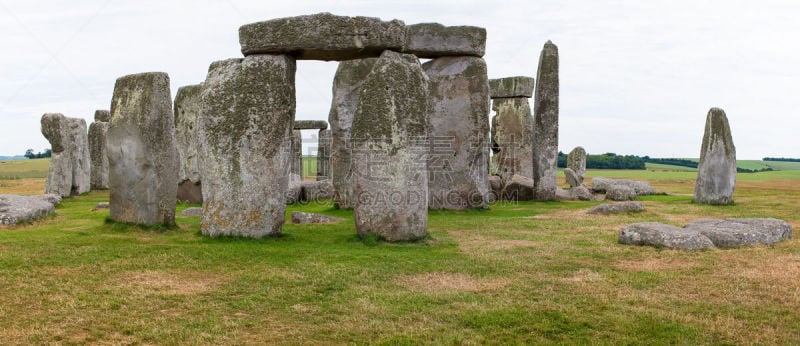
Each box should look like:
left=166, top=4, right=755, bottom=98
left=94, top=109, right=111, bottom=122
left=619, top=222, right=714, bottom=250
left=403, top=23, right=486, bottom=58
left=502, top=174, right=534, bottom=201
left=39, top=194, right=62, bottom=205
left=174, top=84, right=204, bottom=203
left=591, top=177, right=658, bottom=195
left=301, top=180, right=333, bottom=202
left=533, top=41, right=559, bottom=201
left=198, top=56, right=295, bottom=237
left=239, top=13, right=405, bottom=60
left=286, top=130, right=303, bottom=204
left=294, top=120, right=328, bottom=130
left=107, top=72, right=178, bottom=226
left=0, top=194, right=56, bottom=225
left=316, top=129, right=331, bottom=181
left=41, top=113, right=91, bottom=197
left=351, top=50, right=431, bottom=241
left=179, top=207, right=203, bottom=217
left=423, top=56, right=490, bottom=210
left=329, top=58, right=378, bottom=208
left=693, top=108, right=736, bottom=205
left=489, top=76, right=535, bottom=98
left=564, top=168, right=581, bottom=188
left=490, top=97, right=533, bottom=181
left=488, top=175, right=503, bottom=201
left=291, top=211, right=343, bottom=224
left=567, top=146, right=586, bottom=178
left=588, top=201, right=644, bottom=215
left=570, top=185, right=595, bottom=201
left=685, top=218, right=792, bottom=247
left=92, top=202, right=109, bottom=211
left=88, top=121, right=109, bottom=189
left=606, top=185, right=636, bottom=201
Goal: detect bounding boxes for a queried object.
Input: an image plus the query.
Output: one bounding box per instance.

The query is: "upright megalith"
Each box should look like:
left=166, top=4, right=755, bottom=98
left=198, top=56, right=296, bottom=238
left=567, top=146, right=586, bottom=186
left=317, top=129, right=331, bottom=181
left=328, top=58, right=378, bottom=208
left=286, top=129, right=302, bottom=204
left=351, top=50, right=431, bottom=241
left=41, top=113, right=91, bottom=197
left=107, top=72, right=178, bottom=226
left=532, top=41, right=559, bottom=200
left=423, top=56, right=490, bottom=209
left=88, top=110, right=109, bottom=189
left=693, top=108, right=736, bottom=205
left=174, top=84, right=204, bottom=203
left=489, top=76, right=535, bottom=181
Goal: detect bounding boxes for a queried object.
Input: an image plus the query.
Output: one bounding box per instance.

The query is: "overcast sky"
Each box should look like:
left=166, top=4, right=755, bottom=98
left=1, top=0, right=798, bottom=159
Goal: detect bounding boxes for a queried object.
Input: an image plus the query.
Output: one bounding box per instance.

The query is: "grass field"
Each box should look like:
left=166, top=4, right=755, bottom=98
left=1, top=159, right=799, bottom=344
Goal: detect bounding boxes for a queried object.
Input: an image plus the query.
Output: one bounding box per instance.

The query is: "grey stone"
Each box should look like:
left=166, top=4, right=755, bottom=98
left=351, top=50, right=431, bottom=241
left=329, top=58, right=378, bottom=208
left=174, top=84, right=204, bottom=204
left=490, top=97, right=534, bottom=181
left=403, top=23, right=486, bottom=58
left=423, top=56, right=490, bottom=210
left=591, top=177, right=658, bottom=195
left=619, top=222, right=715, bottom=250
left=567, top=146, right=586, bottom=179
left=239, top=13, right=405, bottom=60
left=198, top=56, right=295, bottom=238
left=294, top=120, right=328, bottom=130
left=588, top=201, right=644, bottom=215
left=488, top=175, right=502, bottom=201
left=290, top=211, right=343, bottom=224
left=94, top=109, right=111, bottom=122
left=107, top=72, right=178, bottom=226
left=301, top=180, right=333, bottom=202
left=286, top=130, right=302, bottom=204
left=88, top=121, right=109, bottom=189
left=316, top=129, right=331, bottom=181
left=533, top=41, right=559, bottom=201
left=570, top=185, right=596, bottom=201
left=38, top=194, right=62, bottom=205
left=693, top=108, right=736, bottom=205
left=489, top=76, right=535, bottom=98
left=606, top=185, right=636, bottom=201
left=502, top=174, right=534, bottom=201
left=685, top=218, right=792, bottom=247
left=564, top=168, right=581, bottom=188
left=179, top=207, right=203, bottom=217
left=92, top=202, right=109, bottom=211
left=0, top=194, right=56, bottom=225
left=41, top=113, right=91, bottom=197
left=555, top=187, right=573, bottom=200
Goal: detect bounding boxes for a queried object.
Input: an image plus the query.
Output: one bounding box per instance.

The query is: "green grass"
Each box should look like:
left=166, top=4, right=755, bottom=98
left=0, top=158, right=50, bottom=179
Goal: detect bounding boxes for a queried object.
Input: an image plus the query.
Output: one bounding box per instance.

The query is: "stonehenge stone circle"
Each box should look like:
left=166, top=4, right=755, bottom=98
left=532, top=40, right=559, bottom=201
left=329, top=58, right=378, bottom=208
left=693, top=107, right=736, bottom=205
left=404, top=23, right=486, bottom=58
left=197, top=56, right=295, bottom=237
left=489, top=76, right=535, bottom=98
left=316, top=129, right=331, bottom=181
left=490, top=97, right=534, bottom=181
left=423, top=56, right=490, bottom=210
left=88, top=117, right=109, bottom=190
left=107, top=72, right=178, bottom=226
left=41, top=113, right=91, bottom=197
left=351, top=50, right=431, bottom=241
left=567, top=146, right=586, bottom=181
left=174, top=84, right=204, bottom=203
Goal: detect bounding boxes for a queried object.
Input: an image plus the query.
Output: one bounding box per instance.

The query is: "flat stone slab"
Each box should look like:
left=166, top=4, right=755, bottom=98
left=403, top=23, right=486, bottom=58
left=0, top=194, right=57, bottom=225
left=619, top=222, right=715, bottom=251
left=489, top=76, right=535, bottom=98
left=591, top=177, right=659, bottom=195
left=294, top=120, right=328, bottom=130
left=239, top=13, right=405, bottom=60
left=685, top=218, right=792, bottom=247
left=179, top=207, right=203, bottom=217
left=291, top=211, right=343, bottom=224
left=588, top=201, right=644, bottom=215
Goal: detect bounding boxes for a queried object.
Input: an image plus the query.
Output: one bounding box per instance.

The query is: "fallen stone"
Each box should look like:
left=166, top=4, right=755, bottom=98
left=502, top=174, right=534, bottom=201
left=490, top=97, right=534, bottom=181
left=588, top=201, right=644, bottom=215
left=567, top=146, right=586, bottom=179
left=693, top=108, right=736, bottom=205
left=564, top=168, right=581, bottom=188
left=301, top=180, right=334, bottom=202
left=591, top=177, right=658, bottom=195
left=0, top=194, right=56, bottom=225
left=489, top=76, right=535, bottom=98
left=88, top=120, right=109, bottom=189
left=94, top=109, right=111, bottom=122
left=685, top=218, right=792, bottom=247
left=619, top=222, right=714, bottom=250
left=174, top=84, right=204, bottom=204
left=38, top=194, right=62, bottom=205
left=403, top=23, right=486, bottom=58
left=179, top=207, right=203, bottom=217
left=570, top=185, right=596, bottom=201
left=532, top=41, right=560, bottom=201
left=606, top=185, right=636, bottom=201
left=294, top=120, right=328, bottom=130
left=92, top=202, right=109, bottom=211
left=291, top=211, right=343, bottom=224
left=239, top=13, right=405, bottom=60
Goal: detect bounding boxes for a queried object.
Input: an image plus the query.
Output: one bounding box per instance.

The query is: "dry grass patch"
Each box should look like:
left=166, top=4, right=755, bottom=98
left=395, top=272, right=509, bottom=293
left=116, top=270, right=228, bottom=295
left=0, top=178, right=46, bottom=195
left=614, top=257, right=701, bottom=272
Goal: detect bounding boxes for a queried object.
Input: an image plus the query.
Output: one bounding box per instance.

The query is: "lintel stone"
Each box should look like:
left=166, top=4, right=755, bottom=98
left=294, top=120, right=328, bottom=130
left=489, top=76, right=535, bottom=98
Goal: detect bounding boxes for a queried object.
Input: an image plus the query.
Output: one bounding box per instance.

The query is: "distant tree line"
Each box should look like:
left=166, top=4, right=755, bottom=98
left=763, top=157, right=800, bottom=162
left=24, top=148, right=52, bottom=159
left=557, top=152, right=646, bottom=170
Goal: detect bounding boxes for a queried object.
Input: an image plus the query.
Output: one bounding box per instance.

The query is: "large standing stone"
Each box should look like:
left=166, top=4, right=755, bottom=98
left=317, top=129, right=331, bottom=181
left=567, top=146, right=586, bottom=179
left=198, top=56, right=295, bottom=237
left=693, top=108, right=736, bottom=205
left=423, top=56, right=490, bottom=210
left=490, top=97, right=534, bottom=181
left=174, top=84, right=204, bottom=203
left=532, top=41, right=559, bottom=201
left=41, top=113, right=91, bottom=197
left=351, top=50, right=431, bottom=241
left=328, top=58, right=378, bottom=208
left=239, top=13, right=405, bottom=60
left=489, top=76, right=535, bottom=98
left=403, top=23, right=486, bottom=58
left=88, top=118, right=109, bottom=189
left=286, top=130, right=302, bottom=204
left=107, top=72, right=178, bottom=226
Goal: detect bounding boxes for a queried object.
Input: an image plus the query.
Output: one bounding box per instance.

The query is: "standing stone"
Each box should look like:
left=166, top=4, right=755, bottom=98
left=41, top=113, right=91, bottom=197
left=174, top=84, right=204, bottom=203
left=68, top=117, right=91, bottom=195
left=198, top=56, right=295, bottom=238
left=532, top=41, right=559, bottom=201
left=107, top=72, right=178, bottom=226
left=286, top=130, right=302, bottom=204
left=490, top=98, right=534, bottom=181
left=693, top=108, right=736, bottom=205
left=94, top=110, right=111, bottom=122
left=328, top=58, right=378, bottom=208
left=564, top=168, right=581, bottom=188
left=351, top=50, right=430, bottom=241
left=317, top=129, right=331, bottom=181
left=88, top=115, right=109, bottom=190
left=567, top=146, right=586, bottom=180
left=423, top=56, right=490, bottom=210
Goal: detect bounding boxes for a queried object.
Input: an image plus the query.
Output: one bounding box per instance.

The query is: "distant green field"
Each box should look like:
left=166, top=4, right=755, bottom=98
left=0, top=158, right=50, bottom=179
left=654, top=159, right=800, bottom=172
